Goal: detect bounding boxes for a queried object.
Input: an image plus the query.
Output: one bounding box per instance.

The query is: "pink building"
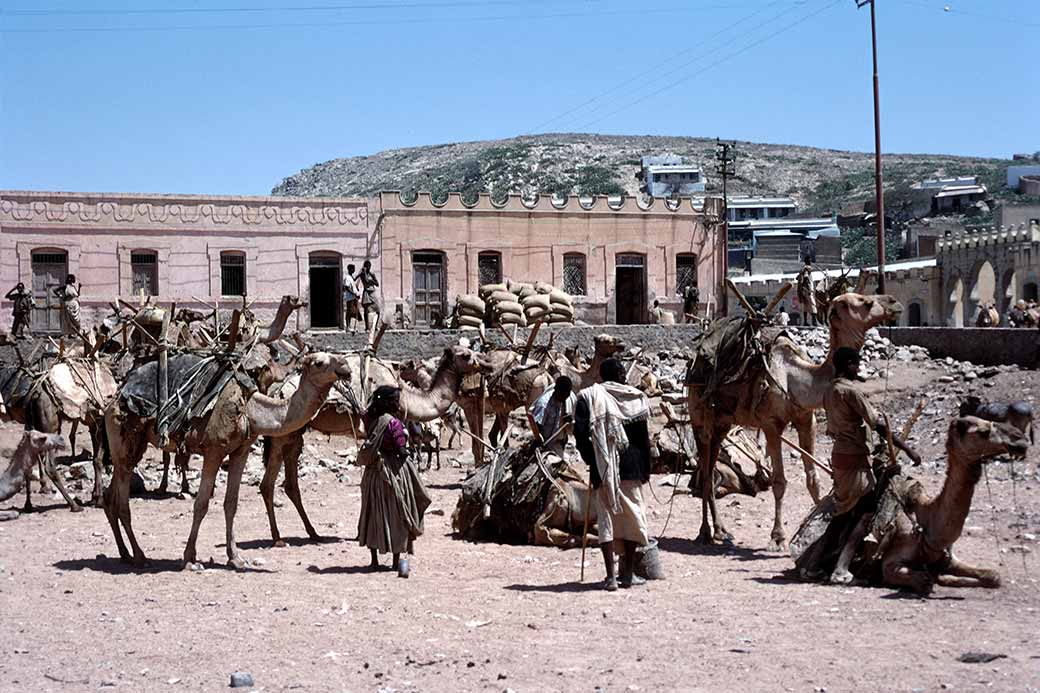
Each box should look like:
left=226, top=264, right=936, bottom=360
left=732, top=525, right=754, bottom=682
left=0, top=190, right=372, bottom=333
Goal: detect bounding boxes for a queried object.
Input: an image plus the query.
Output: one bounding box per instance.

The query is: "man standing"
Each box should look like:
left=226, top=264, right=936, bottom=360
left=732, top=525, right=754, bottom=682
left=342, top=263, right=361, bottom=333
left=796, top=260, right=816, bottom=326
left=800, top=346, right=919, bottom=584
left=356, top=260, right=380, bottom=332
left=527, top=376, right=575, bottom=456
left=574, top=358, right=652, bottom=591
left=53, top=274, right=82, bottom=338
left=5, top=282, right=34, bottom=339
left=680, top=284, right=700, bottom=323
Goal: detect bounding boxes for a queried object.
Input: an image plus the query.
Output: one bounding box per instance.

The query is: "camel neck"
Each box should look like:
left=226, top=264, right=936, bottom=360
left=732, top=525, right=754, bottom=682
left=918, top=453, right=982, bottom=558
left=246, top=373, right=334, bottom=437
left=399, top=357, right=457, bottom=422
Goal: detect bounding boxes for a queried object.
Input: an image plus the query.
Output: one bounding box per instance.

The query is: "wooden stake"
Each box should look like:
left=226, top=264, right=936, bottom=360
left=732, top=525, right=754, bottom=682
left=580, top=481, right=593, bottom=583
left=521, top=321, right=542, bottom=364
left=779, top=434, right=833, bottom=476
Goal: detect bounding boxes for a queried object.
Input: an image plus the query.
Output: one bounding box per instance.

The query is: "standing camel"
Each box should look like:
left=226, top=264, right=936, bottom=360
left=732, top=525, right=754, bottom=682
left=687, top=291, right=902, bottom=550
left=259, top=345, right=491, bottom=546
left=103, top=351, right=351, bottom=569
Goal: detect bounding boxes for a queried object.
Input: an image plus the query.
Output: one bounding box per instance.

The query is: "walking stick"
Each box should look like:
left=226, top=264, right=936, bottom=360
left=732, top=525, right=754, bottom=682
left=579, top=481, right=593, bottom=583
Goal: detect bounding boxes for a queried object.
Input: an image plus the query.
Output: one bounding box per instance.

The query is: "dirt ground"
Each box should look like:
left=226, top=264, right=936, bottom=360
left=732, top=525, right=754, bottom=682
left=1, top=360, right=1039, bottom=692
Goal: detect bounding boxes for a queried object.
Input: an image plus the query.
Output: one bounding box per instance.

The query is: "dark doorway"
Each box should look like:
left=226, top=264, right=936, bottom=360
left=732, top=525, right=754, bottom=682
left=908, top=302, right=922, bottom=327
left=615, top=253, right=646, bottom=324
left=309, top=253, right=342, bottom=329
left=1025, top=282, right=1039, bottom=303
left=412, top=251, right=446, bottom=326
left=31, top=249, right=68, bottom=334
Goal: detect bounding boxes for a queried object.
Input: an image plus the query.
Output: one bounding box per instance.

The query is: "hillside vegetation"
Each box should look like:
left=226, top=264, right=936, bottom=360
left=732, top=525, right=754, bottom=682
left=272, top=133, right=1017, bottom=214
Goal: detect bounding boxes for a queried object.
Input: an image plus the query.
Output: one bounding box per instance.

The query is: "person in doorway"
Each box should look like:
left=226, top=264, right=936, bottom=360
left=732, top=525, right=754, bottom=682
left=356, top=260, right=380, bottom=331
left=801, top=347, right=920, bottom=584
left=796, top=260, right=816, bottom=326
left=5, top=282, right=34, bottom=339
left=357, top=386, right=431, bottom=578
left=574, top=358, right=652, bottom=591
left=680, top=284, right=700, bottom=323
left=650, top=300, right=664, bottom=324
left=527, top=375, right=576, bottom=456
left=52, top=274, right=82, bottom=338
left=342, top=263, right=362, bottom=333
left=776, top=305, right=790, bottom=327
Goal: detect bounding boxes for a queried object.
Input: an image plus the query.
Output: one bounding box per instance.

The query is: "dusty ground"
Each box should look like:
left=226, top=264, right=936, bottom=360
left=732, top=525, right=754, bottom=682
left=1, top=361, right=1039, bottom=692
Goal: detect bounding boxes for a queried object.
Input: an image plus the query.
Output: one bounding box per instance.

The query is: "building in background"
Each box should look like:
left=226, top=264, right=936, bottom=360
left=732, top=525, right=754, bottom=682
left=912, top=176, right=989, bottom=215
left=640, top=155, right=706, bottom=197
left=1008, top=165, right=1040, bottom=192
left=375, top=191, right=716, bottom=325
left=0, top=190, right=372, bottom=334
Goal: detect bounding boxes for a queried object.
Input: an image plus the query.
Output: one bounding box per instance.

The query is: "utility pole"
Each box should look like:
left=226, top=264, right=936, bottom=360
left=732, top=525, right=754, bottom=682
left=714, top=138, right=736, bottom=316
left=856, top=0, right=885, bottom=292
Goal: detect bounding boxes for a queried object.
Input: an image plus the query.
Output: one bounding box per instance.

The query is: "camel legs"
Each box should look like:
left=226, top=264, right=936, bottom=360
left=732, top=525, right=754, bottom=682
left=89, top=423, right=104, bottom=505
left=103, top=417, right=147, bottom=562
left=936, top=553, right=1001, bottom=589
left=222, top=446, right=250, bottom=570
left=183, top=450, right=223, bottom=569
left=764, top=430, right=788, bottom=552
left=460, top=396, right=486, bottom=466
left=697, top=430, right=731, bottom=543
left=260, top=432, right=316, bottom=546
left=39, top=448, right=82, bottom=512
left=797, top=417, right=822, bottom=505
left=68, top=420, right=79, bottom=459
left=159, top=452, right=172, bottom=494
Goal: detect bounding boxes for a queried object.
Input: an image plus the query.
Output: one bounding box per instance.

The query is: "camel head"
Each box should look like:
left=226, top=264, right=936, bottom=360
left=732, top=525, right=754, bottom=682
left=592, top=333, right=625, bottom=359
left=828, top=293, right=903, bottom=351
left=279, top=295, right=307, bottom=311
left=397, top=358, right=426, bottom=384
left=947, top=416, right=1029, bottom=467
left=299, top=352, right=353, bottom=386
left=26, top=430, right=67, bottom=455
left=443, top=345, right=494, bottom=376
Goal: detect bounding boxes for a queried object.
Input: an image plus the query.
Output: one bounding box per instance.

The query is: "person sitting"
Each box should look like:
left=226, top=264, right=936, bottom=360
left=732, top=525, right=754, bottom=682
left=574, top=358, right=653, bottom=591
left=527, top=376, right=575, bottom=456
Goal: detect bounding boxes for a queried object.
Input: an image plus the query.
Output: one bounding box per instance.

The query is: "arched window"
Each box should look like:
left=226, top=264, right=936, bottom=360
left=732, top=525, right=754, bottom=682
left=563, top=252, right=587, bottom=296
left=131, top=250, right=158, bottom=297
left=477, top=251, right=502, bottom=287
left=220, top=251, right=246, bottom=297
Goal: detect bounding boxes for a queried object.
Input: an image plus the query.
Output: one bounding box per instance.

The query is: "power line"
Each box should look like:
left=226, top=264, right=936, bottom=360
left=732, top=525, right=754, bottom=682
left=527, top=0, right=788, bottom=134
left=0, top=4, right=752, bottom=33
left=575, top=0, right=843, bottom=130
left=4, top=0, right=575, bottom=17
left=899, top=0, right=1040, bottom=29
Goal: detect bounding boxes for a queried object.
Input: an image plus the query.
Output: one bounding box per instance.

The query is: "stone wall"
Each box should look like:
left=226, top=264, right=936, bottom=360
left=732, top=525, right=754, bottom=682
left=307, top=323, right=703, bottom=361
left=886, top=327, right=1037, bottom=367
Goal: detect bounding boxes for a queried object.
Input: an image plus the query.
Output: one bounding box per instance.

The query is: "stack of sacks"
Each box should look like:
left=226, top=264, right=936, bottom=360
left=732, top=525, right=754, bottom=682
left=523, top=281, right=575, bottom=325
left=480, top=283, right=525, bottom=327
left=454, top=294, right=486, bottom=331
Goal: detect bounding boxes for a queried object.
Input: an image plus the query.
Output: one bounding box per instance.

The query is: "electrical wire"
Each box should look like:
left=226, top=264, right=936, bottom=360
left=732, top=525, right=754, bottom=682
left=898, top=0, right=1040, bottom=29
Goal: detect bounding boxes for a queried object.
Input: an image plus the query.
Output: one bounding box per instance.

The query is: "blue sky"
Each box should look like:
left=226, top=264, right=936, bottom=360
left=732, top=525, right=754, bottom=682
left=1, top=0, right=1037, bottom=195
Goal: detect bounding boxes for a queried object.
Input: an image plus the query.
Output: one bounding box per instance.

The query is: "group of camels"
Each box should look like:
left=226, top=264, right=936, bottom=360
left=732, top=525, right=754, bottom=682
left=0, top=285, right=1027, bottom=593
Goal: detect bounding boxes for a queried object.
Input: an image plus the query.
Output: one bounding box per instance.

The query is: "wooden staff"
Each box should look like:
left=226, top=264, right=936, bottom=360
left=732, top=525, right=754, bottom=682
left=580, top=480, right=594, bottom=583
left=900, top=398, right=928, bottom=439
left=521, top=320, right=542, bottom=364
left=779, top=434, right=833, bottom=476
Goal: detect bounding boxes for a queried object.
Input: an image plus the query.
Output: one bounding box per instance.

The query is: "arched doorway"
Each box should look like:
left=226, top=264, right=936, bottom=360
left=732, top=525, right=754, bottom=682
left=970, top=261, right=996, bottom=321
left=908, top=302, right=922, bottom=327
left=1001, top=269, right=1017, bottom=314
left=31, top=248, right=68, bottom=334
left=947, top=274, right=964, bottom=327
left=309, top=251, right=342, bottom=329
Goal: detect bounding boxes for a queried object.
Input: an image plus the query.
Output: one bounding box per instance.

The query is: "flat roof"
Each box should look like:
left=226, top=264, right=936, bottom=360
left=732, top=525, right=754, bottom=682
left=727, top=196, right=797, bottom=208
left=731, top=257, right=937, bottom=284
left=934, top=184, right=986, bottom=198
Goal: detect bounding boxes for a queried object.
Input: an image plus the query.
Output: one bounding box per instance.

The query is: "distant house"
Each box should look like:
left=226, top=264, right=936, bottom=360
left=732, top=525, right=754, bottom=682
left=640, top=155, right=706, bottom=197
left=912, top=176, right=988, bottom=215
left=1008, top=165, right=1040, bottom=191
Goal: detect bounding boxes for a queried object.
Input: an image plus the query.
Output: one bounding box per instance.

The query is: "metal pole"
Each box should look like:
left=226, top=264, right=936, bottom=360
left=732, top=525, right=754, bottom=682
left=721, top=168, right=729, bottom=317
left=869, top=0, right=886, bottom=292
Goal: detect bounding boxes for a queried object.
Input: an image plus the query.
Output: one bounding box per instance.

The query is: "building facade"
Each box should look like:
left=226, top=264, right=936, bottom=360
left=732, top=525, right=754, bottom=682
left=374, top=191, right=717, bottom=326
left=640, top=155, right=706, bottom=197
left=0, top=190, right=373, bottom=334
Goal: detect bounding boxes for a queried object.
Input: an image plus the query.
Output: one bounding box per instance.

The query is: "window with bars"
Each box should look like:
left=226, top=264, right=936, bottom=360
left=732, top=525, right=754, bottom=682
left=676, top=253, right=697, bottom=293
left=220, top=252, right=246, bottom=297
left=563, top=253, right=587, bottom=296
left=477, top=251, right=502, bottom=287
left=131, top=251, right=158, bottom=297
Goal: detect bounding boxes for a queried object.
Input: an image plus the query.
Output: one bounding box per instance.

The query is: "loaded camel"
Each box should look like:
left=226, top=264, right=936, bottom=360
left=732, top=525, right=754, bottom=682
left=103, top=351, right=352, bottom=569
left=0, top=356, right=118, bottom=510
left=877, top=417, right=1027, bottom=593
left=686, top=288, right=902, bottom=550
left=259, top=345, right=491, bottom=546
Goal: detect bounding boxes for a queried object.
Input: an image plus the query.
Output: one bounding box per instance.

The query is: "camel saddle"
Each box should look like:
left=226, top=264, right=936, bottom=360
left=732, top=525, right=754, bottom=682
left=686, top=317, right=785, bottom=415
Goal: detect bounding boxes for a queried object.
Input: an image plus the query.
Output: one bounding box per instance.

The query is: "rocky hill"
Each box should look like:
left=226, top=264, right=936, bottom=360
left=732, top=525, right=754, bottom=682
left=272, top=133, right=1015, bottom=214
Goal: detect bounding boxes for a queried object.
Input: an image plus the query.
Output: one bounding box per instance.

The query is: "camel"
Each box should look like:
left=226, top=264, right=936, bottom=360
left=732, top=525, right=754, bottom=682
left=974, top=303, right=1000, bottom=328
left=259, top=345, right=491, bottom=546
left=472, top=334, right=626, bottom=460
left=686, top=291, right=902, bottom=551
left=0, top=431, right=67, bottom=504
left=103, top=351, right=351, bottom=569
left=875, top=417, right=1028, bottom=593
left=0, top=357, right=118, bottom=509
